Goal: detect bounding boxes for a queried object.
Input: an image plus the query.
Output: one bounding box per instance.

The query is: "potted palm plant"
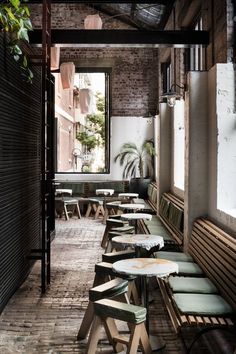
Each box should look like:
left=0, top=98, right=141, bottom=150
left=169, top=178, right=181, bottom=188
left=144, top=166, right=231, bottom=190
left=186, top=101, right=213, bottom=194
left=114, top=140, right=155, bottom=198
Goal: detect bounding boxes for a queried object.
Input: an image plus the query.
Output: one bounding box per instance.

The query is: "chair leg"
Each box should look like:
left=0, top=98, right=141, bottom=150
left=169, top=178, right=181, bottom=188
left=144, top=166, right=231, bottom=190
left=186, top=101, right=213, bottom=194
left=85, top=315, right=102, bottom=354
left=94, top=205, right=101, bottom=219
left=101, top=226, right=109, bottom=248
left=77, top=301, right=94, bottom=340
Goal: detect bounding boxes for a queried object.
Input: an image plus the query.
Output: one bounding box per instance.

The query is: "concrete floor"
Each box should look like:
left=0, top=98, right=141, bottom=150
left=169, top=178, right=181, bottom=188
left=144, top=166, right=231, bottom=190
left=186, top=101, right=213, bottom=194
left=1, top=217, right=232, bottom=354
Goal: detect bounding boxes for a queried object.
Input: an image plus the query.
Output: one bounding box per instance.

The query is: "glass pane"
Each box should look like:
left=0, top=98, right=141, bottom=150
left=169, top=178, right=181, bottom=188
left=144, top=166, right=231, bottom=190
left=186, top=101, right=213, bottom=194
left=54, top=72, right=108, bottom=173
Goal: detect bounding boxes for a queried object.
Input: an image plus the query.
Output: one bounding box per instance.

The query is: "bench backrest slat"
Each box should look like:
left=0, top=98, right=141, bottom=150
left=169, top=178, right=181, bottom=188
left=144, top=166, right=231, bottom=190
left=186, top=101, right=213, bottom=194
left=189, top=218, right=236, bottom=310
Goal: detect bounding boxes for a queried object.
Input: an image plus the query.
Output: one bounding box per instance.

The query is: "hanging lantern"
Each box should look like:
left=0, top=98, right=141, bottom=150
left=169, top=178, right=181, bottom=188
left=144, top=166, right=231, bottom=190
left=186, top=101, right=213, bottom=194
left=60, top=62, right=75, bottom=90
left=51, top=47, right=60, bottom=71
left=84, top=14, right=103, bottom=29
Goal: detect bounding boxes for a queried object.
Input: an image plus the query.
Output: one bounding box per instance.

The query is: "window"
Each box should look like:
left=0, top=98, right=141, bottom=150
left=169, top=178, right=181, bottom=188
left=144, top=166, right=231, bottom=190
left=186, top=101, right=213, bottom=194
left=54, top=69, right=110, bottom=174
left=173, top=101, right=185, bottom=191
left=161, top=61, right=171, bottom=93
left=185, top=17, right=206, bottom=72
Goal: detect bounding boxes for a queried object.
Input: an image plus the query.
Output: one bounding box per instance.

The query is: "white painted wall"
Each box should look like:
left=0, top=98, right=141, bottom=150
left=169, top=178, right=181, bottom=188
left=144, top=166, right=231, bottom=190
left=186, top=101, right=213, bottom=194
left=56, top=116, right=154, bottom=181
left=208, top=63, right=236, bottom=235
left=184, top=71, right=209, bottom=247
left=111, top=116, right=154, bottom=180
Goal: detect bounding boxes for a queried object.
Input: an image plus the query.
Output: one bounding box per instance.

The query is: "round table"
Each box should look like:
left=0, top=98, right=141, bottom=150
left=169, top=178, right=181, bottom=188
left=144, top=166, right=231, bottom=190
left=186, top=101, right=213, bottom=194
left=121, top=212, right=152, bottom=233
left=111, top=234, right=164, bottom=255
left=113, top=258, right=178, bottom=350
left=118, top=193, right=139, bottom=200
left=96, top=189, right=114, bottom=223
left=118, top=203, right=144, bottom=213
left=55, top=188, right=72, bottom=196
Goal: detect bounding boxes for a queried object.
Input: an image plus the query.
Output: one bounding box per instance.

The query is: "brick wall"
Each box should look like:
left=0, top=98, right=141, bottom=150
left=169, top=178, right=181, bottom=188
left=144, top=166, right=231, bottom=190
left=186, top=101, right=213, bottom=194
left=29, top=4, right=159, bottom=117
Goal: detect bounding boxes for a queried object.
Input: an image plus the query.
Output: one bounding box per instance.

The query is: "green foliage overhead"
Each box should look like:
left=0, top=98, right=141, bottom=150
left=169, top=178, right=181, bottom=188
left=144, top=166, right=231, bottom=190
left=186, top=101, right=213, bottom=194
left=0, top=0, right=33, bottom=82
left=76, top=91, right=105, bottom=150
left=114, top=140, right=156, bottom=179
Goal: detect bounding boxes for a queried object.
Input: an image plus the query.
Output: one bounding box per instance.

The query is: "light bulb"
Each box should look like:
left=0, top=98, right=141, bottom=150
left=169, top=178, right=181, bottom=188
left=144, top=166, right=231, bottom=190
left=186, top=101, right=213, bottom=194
left=167, top=96, right=176, bottom=107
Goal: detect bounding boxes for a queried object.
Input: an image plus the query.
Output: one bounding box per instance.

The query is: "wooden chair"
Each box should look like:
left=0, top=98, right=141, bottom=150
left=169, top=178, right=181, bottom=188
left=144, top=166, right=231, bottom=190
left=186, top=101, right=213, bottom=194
left=86, top=298, right=152, bottom=354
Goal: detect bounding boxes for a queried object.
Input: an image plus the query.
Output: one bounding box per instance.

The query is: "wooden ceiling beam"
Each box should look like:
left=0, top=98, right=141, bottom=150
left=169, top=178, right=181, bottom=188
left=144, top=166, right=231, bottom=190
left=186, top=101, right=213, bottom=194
left=29, top=29, right=209, bottom=47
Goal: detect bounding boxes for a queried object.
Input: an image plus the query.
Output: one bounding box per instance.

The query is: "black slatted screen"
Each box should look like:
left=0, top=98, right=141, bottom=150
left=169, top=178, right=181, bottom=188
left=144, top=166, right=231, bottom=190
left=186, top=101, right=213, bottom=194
left=0, top=34, right=41, bottom=312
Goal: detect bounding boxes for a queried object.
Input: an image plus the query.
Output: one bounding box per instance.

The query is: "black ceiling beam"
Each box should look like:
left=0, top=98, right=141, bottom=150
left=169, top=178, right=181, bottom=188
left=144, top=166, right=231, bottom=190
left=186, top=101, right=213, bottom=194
left=28, top=1, right=173, bottom=4
left=29, top=29, right=209, bottom=48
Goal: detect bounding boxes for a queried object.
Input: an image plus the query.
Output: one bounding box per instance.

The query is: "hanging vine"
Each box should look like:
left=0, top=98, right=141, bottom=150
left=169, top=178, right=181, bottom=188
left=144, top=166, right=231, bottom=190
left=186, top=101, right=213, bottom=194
left=0, top=0, right=33, bottom=82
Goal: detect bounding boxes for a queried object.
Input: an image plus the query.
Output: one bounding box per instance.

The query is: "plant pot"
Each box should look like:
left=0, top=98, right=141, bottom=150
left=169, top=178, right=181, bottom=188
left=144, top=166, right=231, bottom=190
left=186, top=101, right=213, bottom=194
left=129, top=177, right=152, bottom=199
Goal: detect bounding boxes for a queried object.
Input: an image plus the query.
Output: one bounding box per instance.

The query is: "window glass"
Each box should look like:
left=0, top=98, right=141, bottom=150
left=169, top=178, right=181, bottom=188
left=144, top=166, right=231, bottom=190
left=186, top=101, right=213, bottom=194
left=173, top=101, right=185, bottom=191
left=54, top=70, right=110, bottom=173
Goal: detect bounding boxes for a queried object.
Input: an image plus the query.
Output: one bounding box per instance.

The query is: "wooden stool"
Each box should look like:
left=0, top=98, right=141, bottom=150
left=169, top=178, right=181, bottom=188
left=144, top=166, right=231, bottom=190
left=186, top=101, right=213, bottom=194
left=105, top=226, right=134, bottom=253
left=63, top=199, right=81, bottom=220
left=101, top=218, right=128, bottom=249
left=77, top=278, right=129, bottom=340
left=86, top=298, right=152, bottom=354
left=85, top=199, right=105, bottom=219
left=93, top=262, right=139, bottom=305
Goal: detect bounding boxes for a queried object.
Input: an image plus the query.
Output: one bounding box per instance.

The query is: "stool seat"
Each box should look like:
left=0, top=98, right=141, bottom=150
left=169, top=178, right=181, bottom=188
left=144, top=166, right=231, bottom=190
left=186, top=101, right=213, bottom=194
left=111, top=225, right=134, bottom=233
left=89, top=278, right=128, bottom=302
left=102, top=250, right=135, bottom=263
left=94, top=298, right=147, bottom=324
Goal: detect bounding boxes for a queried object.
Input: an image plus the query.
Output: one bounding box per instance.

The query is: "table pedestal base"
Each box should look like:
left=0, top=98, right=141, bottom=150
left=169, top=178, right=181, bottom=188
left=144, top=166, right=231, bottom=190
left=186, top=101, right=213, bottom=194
left=149, top=334, right=166, bottom=351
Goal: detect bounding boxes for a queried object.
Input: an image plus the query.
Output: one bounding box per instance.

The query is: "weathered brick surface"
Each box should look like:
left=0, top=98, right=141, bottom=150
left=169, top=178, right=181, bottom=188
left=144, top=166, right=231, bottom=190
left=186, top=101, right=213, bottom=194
left=29, top=4, right=159, bottom=117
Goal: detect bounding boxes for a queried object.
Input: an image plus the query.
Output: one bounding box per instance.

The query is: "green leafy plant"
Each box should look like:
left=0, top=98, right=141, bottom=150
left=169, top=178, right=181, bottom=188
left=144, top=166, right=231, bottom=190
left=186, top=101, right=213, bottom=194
left=114, top=140, right=155, bottom=179
left=0, top=0, right=33, bottom=82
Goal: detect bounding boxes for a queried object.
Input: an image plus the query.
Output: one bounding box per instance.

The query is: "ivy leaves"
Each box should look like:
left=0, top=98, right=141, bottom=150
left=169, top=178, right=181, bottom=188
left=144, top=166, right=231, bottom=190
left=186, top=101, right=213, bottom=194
left=0, top=0, right=33, bottom=82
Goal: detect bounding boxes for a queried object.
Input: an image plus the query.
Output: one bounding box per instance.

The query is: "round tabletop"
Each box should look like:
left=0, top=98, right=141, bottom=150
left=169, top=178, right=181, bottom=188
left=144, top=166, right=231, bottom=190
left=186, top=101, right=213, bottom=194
left=96, top=189, right=114, bottom=196
left=111, top=234, right=164, bottom=251
left=113, top=258, right=178, bottom=278
left=55, top=188, right=72, bottom=195
left=118, top=193, right=139, bottom=198
left=121, top=213, right=152, bottom=221
left=119, top=203, right=144, bottom=211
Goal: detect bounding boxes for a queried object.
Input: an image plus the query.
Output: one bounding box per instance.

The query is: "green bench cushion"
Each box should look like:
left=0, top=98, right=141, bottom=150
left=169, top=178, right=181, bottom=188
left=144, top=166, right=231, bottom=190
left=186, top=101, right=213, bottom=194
left=155, top=251, right=193, bottom=262
left=94, top=298, right=147, bottom=324
left=169, top=276, right=219, bottom=294
left=173, top=293, right=234, bottom=315
left=177, top=261, right=203, bottom=275
left=89, top=278, right=128, bottom=302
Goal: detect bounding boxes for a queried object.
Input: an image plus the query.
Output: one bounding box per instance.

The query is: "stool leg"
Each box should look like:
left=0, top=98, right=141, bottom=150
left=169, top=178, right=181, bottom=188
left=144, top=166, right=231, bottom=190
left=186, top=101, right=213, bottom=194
left=64, top=204, right=69, bottom=220
left=76, top=203, right=81, bottom=219
left=94, top=205, right=101, bottom=219
left=85, top=315, right=102, bottom=354
left=101, top=226, right=109, bottom=248
left=139, top=323, right=152, bottom=354
left=85, top=203, right=92, bottom=218
left=104, top=317, right=125, bottom=353
left=128, top=281, right=140, bottom=305
left=127, top=323, right=142, bottom=354
left=77, top=301, right=94, bottom=340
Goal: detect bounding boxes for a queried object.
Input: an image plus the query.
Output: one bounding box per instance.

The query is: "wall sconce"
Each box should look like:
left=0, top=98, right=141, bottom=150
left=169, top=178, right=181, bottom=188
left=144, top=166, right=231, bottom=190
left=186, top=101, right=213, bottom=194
left=160, top=83, right=185, bottom=107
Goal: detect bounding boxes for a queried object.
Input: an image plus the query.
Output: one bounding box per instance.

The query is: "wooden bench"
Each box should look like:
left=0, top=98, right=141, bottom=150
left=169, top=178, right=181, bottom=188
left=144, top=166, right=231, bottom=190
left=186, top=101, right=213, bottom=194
left=133, top=181, right=157, bottom=214
left=158, top=218, right=236, bottom=352
left=139, top=192, right=184, bottom=249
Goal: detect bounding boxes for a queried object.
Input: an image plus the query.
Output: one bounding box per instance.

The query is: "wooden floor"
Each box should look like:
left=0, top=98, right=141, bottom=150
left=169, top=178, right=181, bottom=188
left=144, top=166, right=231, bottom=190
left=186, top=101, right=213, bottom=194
left=0, top=217, right=234, bottom=354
